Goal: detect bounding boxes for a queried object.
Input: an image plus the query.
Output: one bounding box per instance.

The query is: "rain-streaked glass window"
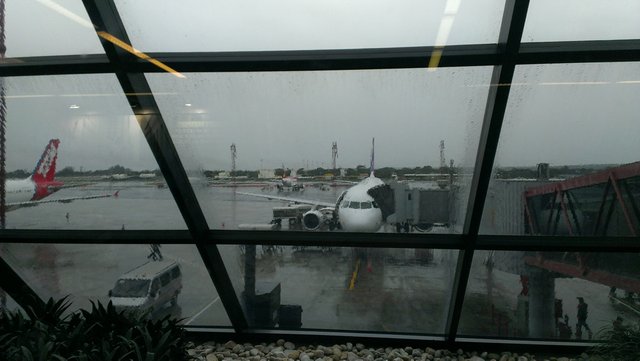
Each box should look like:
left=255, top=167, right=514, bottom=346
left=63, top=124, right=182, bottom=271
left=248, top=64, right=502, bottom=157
left=115, top=0, right=505, bottom=52
left=146, top=68, right=491, bottom=232
left=481, top=62, right=640, bottom=236
left=458, top=250, right=640, bottom=341
left=1, top=74, right=186, bottom=229
left=2, top=0, right=104, bottom=59
left=217, top=244, right=458, bottom=334
left=1, top=244, right=230, bottom=326
left=522, top=0, right=640, bottom=42
left=1, top=0, right=639, bottom=345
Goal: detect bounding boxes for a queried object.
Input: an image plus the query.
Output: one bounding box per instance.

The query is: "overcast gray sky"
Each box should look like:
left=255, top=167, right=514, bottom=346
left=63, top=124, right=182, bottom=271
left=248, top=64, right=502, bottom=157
left=2, top=0, right=640, bottom=172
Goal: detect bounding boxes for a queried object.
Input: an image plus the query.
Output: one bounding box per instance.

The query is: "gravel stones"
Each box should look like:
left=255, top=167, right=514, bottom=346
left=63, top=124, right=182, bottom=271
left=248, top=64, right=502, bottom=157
left=186, top=340, right=587, bottom=361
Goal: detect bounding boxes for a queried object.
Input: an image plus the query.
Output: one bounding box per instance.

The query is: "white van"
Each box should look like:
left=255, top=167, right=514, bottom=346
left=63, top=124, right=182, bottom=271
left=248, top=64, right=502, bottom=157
left=109, top=260, right=182, bottom=314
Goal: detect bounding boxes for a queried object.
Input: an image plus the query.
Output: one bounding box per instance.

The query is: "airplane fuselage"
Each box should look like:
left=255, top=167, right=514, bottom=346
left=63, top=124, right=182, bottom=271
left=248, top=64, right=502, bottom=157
left=281, top=177, right=296, bottom=187
left=5, top=178, right=62, bottom=204
left=277, top=176, right=304, bottom=192
left=336, top=176, right=385, bottom=232
left=5, top=178, right=38, bottom=204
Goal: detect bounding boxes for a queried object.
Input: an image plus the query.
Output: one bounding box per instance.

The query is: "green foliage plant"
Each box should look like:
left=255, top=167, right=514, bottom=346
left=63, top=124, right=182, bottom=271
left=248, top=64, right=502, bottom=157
left=589, top=322, right=640, bottom=361
left=0, top=296, right=187, bottom=361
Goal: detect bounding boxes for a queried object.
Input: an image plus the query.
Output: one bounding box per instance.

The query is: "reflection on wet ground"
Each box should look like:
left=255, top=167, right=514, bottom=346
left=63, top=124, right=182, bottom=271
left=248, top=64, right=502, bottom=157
left=234, top=246, right=456, bottom=334
left=460, top=251, right=640, bottom=340
left=0, top=243, right=230, bottom=326
left=2, top=242, right=638, bottom=339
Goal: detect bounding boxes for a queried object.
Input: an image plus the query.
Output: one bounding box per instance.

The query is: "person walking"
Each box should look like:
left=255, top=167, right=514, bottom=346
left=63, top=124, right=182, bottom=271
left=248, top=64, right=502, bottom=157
left=575, top=297, right=592, bottom=339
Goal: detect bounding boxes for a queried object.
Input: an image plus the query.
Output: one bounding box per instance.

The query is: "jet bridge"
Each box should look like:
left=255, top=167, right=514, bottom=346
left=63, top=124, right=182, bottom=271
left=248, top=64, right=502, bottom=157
left=390, top=181, right=451, bottom=229
left=524, top=161, right=640, bottom=236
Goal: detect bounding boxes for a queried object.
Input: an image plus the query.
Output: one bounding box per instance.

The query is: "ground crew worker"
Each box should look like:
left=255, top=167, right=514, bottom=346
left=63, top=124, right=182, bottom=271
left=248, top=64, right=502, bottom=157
left=575, top=297, right=592, bottom=339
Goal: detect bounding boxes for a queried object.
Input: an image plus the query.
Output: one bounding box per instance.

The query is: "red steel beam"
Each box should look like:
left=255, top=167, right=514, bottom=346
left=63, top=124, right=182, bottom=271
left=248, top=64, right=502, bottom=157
left=594, top=179, right=612, bottom=235
left=524, top=195, right=537, bottom=234
left=565, top=191, right=583, bottom=235
left=558, top=188, right=574, bottom=236
left=525, top=161, right=640, bottom=197
left=545, top=190, right=558, bottom=234
left=610, top=174, right=638, bottom=236
left=524, top=256, right=640, bottom=293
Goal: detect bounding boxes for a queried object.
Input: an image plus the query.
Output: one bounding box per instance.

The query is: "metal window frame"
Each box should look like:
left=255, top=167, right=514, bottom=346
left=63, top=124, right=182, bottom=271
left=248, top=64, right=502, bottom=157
left=3, top=38, right=640, bottom=77
left=80, top=0, right=248, bottom=332
left=0, top=255, right=44, bottom=311
left=1, top=231, right=638, bottom=252
left=446, top=0, right=530, bottom=341
left=0, top=0, right=637, bottom=348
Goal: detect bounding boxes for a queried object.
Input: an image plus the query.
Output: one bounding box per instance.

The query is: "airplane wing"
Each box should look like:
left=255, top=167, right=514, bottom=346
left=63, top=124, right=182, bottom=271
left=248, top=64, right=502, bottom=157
left=236, top=191, right=335, bottom=208
left=304, top=179, right=358, bottom=185
left=7, top=191, right=118, bottom=207
left=332, top=179, right=359, bottom=185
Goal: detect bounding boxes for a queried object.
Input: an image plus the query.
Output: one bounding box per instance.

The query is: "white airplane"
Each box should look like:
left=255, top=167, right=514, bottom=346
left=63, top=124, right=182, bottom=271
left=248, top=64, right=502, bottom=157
left=260, top=168, right=304, bottom=192
left=277, top=169, right=304, bottom=192
left=5, top=139, right=116, bottom=208
left=238, top=139, right=394, bottom=232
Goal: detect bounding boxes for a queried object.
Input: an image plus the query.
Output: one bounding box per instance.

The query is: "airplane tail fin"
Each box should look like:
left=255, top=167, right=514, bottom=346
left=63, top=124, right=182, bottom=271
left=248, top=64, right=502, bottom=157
left=31, top=139, right=60, bottom=185
left=370, top=138, right=375, bottom=177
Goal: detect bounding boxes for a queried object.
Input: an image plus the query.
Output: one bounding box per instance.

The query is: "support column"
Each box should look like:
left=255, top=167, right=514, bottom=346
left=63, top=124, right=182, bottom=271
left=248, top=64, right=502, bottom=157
left=243, top=245, right=256, bottom=299
left=528, top=267, right=556, bottom=338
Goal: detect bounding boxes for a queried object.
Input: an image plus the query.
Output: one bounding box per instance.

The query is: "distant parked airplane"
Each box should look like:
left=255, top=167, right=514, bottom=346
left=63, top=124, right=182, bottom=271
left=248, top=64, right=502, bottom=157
left=5, top=139, right=117, bottom=208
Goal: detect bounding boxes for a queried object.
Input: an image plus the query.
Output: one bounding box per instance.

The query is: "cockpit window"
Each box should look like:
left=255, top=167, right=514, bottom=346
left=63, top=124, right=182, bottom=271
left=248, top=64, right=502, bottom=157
left=349, top=202, right=361, bottom=209
left=372, top=201, right=379, bottom=208
left=361, top=202, right=372, bottom=209
left=341, top=201, right=349, bottom=208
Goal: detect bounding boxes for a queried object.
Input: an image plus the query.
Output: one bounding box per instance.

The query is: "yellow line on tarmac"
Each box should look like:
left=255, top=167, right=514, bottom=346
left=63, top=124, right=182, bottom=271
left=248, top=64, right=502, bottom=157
left=349, top=259, right=361, bottom=290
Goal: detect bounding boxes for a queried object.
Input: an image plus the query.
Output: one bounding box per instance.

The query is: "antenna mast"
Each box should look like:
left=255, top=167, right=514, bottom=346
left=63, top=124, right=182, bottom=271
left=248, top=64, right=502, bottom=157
left=331, top=141, right=338, bottom=171
left=439, top=140, right=446, bottom=170
left=230, top=143, right=237, bottom=182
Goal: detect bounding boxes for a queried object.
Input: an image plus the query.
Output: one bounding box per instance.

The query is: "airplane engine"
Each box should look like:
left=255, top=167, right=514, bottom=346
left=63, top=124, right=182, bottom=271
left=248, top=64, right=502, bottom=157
left=302, top=210, right=328, bottom=231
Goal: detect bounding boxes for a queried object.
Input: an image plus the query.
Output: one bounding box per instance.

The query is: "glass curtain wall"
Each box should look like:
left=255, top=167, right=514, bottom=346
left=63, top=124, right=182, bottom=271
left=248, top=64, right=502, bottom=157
left=0, top=0, right=638, bottom=346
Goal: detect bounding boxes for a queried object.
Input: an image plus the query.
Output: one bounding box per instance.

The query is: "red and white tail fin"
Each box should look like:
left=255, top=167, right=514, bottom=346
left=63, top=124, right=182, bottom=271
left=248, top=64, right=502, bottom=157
left=31, top=139, right=60, bottom=185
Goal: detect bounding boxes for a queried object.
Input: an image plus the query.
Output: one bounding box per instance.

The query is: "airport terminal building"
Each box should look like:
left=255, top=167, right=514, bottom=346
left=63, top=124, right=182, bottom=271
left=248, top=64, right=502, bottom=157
left=1, top=0, right=639, bottom=357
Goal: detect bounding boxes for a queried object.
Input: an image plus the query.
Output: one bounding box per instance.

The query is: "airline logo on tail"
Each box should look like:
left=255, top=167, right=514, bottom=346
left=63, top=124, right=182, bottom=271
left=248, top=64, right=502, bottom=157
left=31, top=139, right=62, bottom=201
left=32, top=139, right=60, bottom=185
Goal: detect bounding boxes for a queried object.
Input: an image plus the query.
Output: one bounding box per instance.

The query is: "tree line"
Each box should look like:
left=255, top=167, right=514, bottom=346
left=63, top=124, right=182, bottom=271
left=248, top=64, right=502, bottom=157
left=5, top=164, right=608, bottom=180
left=6, top=165, right=158, bottom=179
